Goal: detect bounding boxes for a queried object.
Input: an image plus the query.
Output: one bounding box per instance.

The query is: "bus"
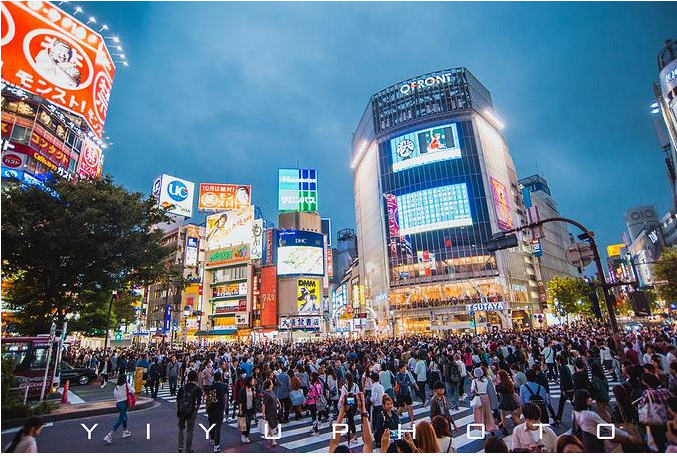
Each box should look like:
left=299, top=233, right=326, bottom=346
left=1, top=336, right=62, bottom=397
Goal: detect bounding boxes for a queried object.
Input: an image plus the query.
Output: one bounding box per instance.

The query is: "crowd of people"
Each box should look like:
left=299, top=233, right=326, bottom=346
left=12, top=322, right=677, bottom=453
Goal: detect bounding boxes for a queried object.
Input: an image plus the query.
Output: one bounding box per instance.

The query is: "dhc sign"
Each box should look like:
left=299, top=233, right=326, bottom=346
left=400, top=73, right=453, bottom=95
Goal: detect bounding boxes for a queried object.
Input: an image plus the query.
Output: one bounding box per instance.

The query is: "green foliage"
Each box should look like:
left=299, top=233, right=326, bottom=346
left=546, top=275, right=591, bottom=316
left=1, top=176, right=172, bottom=335
left=654, top=247, right=677, bottom=306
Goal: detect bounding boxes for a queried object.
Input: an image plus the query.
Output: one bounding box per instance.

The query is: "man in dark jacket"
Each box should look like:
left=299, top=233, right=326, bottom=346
left=167, top=355, right=179, bottom=396
left=204, top=372, right=227, bottom=452
left=176, top=370, right=202, bottom=453
left=262, top=379, right=280, bottom=447
left=572, top=358, right=592, bottom=392
left=555, top=355, right=574, bottom=422
left=148, top=357, right=161, bottom=399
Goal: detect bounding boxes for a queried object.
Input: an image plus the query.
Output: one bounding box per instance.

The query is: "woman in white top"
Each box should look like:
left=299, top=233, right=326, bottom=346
left=4, top=417, right=43, bottom=453
left=104, top=374, right=133, bottom=444
left=432, top=415, right=456, bottom=453
left=470, top=368, right=496, bottom=434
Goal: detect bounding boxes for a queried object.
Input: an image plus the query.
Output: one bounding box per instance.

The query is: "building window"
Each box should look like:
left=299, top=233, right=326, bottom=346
left=10, top=125, right=31, bottom=143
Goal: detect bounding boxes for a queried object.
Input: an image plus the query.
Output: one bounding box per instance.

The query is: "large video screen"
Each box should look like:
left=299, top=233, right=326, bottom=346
left=396, top=184, right=472, bottom=235
left=277, top=230, right=325, bottom=276
left=390, top=123, right=461, bottom=172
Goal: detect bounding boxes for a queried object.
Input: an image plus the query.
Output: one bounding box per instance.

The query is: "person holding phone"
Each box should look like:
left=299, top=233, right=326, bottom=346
left=373, top=394, right=400, bottom=449
left=511, top=402, right=557, bottom=452
left=340, top=372, right=360, bottom=444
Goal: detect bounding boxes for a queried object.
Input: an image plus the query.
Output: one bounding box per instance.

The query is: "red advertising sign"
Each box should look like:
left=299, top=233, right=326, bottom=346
left=326, top=246, right=334, bottom=278
left=198, top=183, right=251, bottom=211
left=386, top=194, right=400, bottom=255
left=29, top=130, right=69, bottom=168
left=2, top=152, right=25, bottom=169
left=260, top=266, right=277, bottom=327
left=77, top=138, right=101, bottom=178
left=0, top=1, right=116, bottom=139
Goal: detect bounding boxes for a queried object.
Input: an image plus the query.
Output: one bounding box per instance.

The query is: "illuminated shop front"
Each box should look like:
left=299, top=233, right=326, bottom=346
left=352, top=68, right=538, bottom=333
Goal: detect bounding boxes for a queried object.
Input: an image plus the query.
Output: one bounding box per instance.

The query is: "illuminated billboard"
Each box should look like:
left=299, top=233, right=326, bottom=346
left=390, top=123, right=461, bottom=172
left=0, top=1, right=116, bottom=139
left=250, top=219, right=264, bottom=260
left=277, top=230, right=324, bottom=276
left=205, top=206, right=254, bottom=251
left=154, top=174, right=195, bottom=218
left=77, top=138, right=103, bottom=178
left=297, top=278, right=321, bottom=315
left=489, top=177, right=513, bottom=230
left=205, top=244, right=249, bottom=268
left=279, top=168, right=318, bottom=212
left=396, top=184, right=472, bottom=236
left=260, top=266, right=278, bottom=327
left=198, top=183, right=251, bottom=211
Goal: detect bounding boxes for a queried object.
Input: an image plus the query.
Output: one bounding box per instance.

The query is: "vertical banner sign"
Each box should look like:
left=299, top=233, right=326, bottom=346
left=163, top=305, right=172, bottom=334
left=250, top=219, right=263, bottom=260
left=260, top=266, right=277, bottom=327
left=265, top=230, right=274, bottom=265
left=0, top=1, right=116, bottom=139
left=490, top=177, right=513, bottom=230
left=184, top=225, right=199, bottom=267
left=326, top=246, right=334, bottom=278
left=386, top=194, right=400, bottom=256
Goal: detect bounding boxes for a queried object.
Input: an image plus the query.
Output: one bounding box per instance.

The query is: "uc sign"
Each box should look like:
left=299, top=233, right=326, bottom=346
left=168, top=180, right=188, bottom=201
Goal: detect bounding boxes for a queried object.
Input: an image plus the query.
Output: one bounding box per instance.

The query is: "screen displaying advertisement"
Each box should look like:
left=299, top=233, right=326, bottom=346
left=297, top=278, right=321, bottom=315
left=198, top=183, right=251, bottom=211
left=260, top=266, right=277, bottom=327
left=489, top=177, right=513, bottom=230
left=390, top=123, right=461, bottom=172
left=277, top=230, right=325, bottom=276
left=1, top=1, right=115, bottom=139
left=279, top=168, right=318, bottom=212
left=396, top=184, right=472, bottom=236
left=155, top=174, right=195, bottom=218
left=205, top=206, right=254, bottom=251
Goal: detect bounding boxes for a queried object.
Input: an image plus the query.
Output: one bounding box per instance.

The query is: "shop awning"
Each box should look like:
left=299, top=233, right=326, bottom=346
left=194, top=329, right=237, bottom=336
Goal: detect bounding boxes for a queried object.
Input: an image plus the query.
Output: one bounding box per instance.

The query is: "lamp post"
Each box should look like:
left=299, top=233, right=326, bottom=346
left=103, top=291, right=116, bottom=349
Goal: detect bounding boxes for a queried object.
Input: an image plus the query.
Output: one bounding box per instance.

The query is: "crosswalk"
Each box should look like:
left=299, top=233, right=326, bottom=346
left=149, top=372, right=620, bottom=453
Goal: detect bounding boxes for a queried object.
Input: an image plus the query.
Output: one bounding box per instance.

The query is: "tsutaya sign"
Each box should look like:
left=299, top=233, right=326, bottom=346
left=467, top=302, right=508, bottom=313
left=399, top=73, right=454, bottom=95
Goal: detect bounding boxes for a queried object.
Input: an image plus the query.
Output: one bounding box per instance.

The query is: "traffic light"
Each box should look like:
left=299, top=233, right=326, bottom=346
left=589, top=291, right=603, bottom=320
left=486, top=233, right=519, bottom=252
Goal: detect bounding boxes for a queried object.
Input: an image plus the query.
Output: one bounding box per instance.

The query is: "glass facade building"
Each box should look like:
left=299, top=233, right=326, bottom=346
left=352, top=68, right=538, bottom=335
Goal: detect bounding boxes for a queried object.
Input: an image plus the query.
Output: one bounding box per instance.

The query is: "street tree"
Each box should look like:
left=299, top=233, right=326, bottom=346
left=547, top=275, right=591, bottom=317
left=1, top=176, right=172, bottom=335
left=653, top=247, right=677, bottom=306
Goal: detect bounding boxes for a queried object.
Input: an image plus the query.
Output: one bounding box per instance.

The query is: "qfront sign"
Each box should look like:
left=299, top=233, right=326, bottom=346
left=399, top=73, right=454, bottom=95
left=467, top=302, right=508, bottom=312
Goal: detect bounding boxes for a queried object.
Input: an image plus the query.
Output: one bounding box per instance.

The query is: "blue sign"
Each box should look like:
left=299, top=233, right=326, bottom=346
left=167, top=180, right=189, bottom=201
left=187, top=237, right=198, bottom=248
left=1, top=167, right=23, bottom=180
left=532, top=239, right=543, bottom=257
left=522, top=188, right=532, bottom=209
left=163, top=305, right=172, bottom=332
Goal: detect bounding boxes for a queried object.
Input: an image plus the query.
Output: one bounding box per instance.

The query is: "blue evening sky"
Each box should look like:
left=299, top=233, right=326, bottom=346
left=86, top=1, right=676, bottom=252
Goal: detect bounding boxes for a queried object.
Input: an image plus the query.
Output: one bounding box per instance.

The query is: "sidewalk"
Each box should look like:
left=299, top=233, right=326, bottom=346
left=1, top=397, right=155, bottom=430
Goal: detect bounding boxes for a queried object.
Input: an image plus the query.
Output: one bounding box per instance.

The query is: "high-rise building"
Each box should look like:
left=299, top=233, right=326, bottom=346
left=653, top=38, right=677, bottom=210
left=518, top=174, right=581, bottom=286
left=351, top=68, right=539, bottom=335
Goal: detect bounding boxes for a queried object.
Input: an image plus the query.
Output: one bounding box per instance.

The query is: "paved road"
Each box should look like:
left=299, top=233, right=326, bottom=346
left=2, top=373, right=619, bottom=453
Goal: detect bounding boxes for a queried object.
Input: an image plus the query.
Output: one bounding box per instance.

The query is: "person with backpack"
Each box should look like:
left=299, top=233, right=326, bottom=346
left=176, top=370, right=202, bottom=452
left=103, top=374, right=134, bottom=444
left=340, top=371, right=360, bottom=444
left=204, top=371, right=227, bottom=452
left=519, top=369, right=550, bottom=425
left=445, top=355, right=461, bottom=410
left=325, top=366, right=340, bottom=418
left=3, top=417, right=43, bottom=453
left=555, top=354, right=575, bottom=423
left=543, top=342, right=557, bottom=381
left=275, top=365, right=292, bottom=423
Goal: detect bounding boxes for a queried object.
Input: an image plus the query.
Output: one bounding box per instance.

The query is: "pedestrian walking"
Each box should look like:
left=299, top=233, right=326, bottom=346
left=176, top=370, right=202, bottom=452
left=103, top=374, right=133, bottom=444
left=204, top=371, right=227, bottom=452
left=470, top=367, right=496, bottom=435
left=238, top=376, right=257, bottom=443
left=262, top=379, right=280, bottom=446
left=167, top=355, right=179, bottom=397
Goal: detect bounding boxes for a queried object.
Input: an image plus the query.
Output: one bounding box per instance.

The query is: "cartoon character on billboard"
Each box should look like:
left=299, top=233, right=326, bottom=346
left=34, top=38, right=82, bottom=88
left=490, top=177, right=513, bottom=230
left=235, top=186, right=250, bottom=206
left=297, top=282, right=320, bottom=314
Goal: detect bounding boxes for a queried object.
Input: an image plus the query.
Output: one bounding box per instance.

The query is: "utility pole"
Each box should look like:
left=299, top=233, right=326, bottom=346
left=103, top=291, right=116, bottom=349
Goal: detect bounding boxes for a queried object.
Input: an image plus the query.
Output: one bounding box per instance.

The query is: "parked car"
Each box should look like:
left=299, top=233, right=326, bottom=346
left=59, top=361, right=97, bottom=386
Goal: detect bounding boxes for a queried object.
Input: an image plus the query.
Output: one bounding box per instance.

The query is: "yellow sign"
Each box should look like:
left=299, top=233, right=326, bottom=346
left=606, top=244, right=625, bottom=257
left=297, top=278, right=320, bottom=314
